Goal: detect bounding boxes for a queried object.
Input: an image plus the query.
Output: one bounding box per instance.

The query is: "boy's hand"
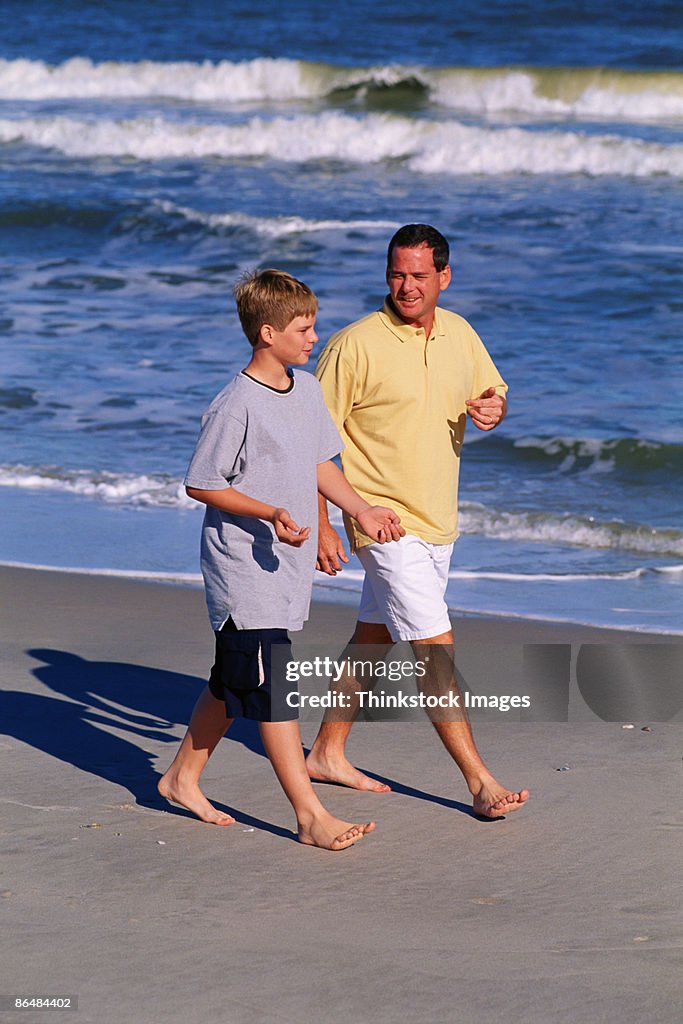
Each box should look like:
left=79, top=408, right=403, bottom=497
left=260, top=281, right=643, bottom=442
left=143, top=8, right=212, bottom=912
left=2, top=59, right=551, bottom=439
left=356, top=505, right=405, bottom=544
left=271, top=507, right=310, bottom=546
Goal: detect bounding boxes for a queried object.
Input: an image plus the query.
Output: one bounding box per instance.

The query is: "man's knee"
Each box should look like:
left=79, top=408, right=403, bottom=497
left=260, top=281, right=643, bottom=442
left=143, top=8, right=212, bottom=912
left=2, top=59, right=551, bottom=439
left=353, top=620, right=394, bottom=645
left=411, top=629, right=454, bottom=647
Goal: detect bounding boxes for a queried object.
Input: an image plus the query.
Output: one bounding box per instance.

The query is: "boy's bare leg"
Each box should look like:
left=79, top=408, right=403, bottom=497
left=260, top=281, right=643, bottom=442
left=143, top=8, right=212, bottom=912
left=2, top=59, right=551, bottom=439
left=305, top=621, right=393, bottom=793
left=260, top=720, right=375, bottom=850
left=412, top=631, right=529, bottom=818
left=158, top=684, right=236, bottom=825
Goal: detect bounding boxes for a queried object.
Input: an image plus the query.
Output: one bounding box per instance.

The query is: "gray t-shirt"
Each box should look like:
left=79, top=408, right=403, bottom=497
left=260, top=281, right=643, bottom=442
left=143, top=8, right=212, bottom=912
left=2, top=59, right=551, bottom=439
left=185, top=369, right=342, bottom=631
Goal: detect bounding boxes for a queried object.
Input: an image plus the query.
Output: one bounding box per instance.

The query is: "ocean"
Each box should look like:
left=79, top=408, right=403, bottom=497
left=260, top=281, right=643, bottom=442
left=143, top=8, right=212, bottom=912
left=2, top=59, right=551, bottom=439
left=1, top=0, right=681, bottom=633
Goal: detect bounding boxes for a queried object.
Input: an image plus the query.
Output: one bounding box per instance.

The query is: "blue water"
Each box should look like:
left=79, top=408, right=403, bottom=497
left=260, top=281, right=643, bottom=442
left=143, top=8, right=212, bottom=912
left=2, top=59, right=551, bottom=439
left=1, top=1, right=681, bottom=632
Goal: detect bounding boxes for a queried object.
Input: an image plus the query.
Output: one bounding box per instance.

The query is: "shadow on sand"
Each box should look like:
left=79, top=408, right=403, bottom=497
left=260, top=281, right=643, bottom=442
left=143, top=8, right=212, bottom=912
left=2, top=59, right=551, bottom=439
left=1, top=648, right=294, bottom=840
left=1, top=648, right=477, bottom=836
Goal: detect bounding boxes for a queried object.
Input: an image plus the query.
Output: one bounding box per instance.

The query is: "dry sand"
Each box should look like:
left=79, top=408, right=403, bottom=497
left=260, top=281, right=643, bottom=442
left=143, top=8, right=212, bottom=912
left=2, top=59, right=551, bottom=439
left=1, top=565, right=681, bottom=1023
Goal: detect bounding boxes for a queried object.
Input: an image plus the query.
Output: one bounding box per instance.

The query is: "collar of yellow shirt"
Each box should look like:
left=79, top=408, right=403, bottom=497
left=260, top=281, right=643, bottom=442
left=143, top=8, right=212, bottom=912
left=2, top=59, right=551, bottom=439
left=379, top=297, right=447, bottom=344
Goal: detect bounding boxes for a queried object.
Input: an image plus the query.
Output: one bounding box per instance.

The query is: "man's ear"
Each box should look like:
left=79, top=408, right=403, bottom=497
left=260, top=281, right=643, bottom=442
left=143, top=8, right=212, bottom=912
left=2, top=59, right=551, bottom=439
left=439, top=264, right=452, bottom=291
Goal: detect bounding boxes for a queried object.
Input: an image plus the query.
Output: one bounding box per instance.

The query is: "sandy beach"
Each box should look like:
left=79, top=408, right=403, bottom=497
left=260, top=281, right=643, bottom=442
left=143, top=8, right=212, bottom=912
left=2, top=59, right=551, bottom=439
left=1, top=564, right=681, bottom=1023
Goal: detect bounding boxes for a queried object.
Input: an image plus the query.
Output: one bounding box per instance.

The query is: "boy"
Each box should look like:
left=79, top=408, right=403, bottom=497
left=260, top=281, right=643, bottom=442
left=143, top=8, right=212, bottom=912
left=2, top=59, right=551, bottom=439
left=159, top=269, right=403, bottom=850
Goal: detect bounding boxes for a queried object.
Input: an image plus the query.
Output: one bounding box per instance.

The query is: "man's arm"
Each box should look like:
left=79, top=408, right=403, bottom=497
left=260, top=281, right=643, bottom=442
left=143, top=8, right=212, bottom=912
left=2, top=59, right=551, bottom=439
left=315, top=492, right=349, bottom=575
left=186, top=486, right=310, bottom=546
left=465, top=387, right=507, bottom=431
left=317, top=460, right=403, bottom=546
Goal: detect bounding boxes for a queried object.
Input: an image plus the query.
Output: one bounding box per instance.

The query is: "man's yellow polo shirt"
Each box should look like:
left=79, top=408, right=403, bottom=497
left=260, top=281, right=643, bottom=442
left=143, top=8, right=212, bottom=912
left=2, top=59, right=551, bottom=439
left=315, top=299, right=507, bottom=551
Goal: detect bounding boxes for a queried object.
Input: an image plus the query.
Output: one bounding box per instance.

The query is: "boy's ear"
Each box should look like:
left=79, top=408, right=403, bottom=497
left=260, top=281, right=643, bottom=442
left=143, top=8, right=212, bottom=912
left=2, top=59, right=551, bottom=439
left=259, top=323, right=274, bottom=346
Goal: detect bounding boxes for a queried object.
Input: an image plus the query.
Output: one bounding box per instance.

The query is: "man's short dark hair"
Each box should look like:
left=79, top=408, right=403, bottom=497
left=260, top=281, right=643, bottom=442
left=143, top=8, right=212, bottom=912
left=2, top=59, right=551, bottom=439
left=387, top=224, right=450, bottom=272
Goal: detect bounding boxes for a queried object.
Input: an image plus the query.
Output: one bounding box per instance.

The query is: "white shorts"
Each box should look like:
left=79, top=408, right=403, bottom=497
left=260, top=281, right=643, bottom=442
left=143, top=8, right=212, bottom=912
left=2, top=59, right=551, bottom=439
left=357, top=535, right=454, bottom=642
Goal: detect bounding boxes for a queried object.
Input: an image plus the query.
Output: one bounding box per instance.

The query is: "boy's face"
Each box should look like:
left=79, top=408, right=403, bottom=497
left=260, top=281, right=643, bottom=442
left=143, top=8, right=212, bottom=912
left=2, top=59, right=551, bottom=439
left=266, top=314, right=318, bottom=365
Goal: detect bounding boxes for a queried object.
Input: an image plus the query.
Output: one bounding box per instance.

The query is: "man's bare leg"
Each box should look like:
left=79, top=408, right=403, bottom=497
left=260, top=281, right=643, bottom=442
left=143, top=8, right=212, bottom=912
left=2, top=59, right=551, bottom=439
left=158, top=684, right=236, bottom=825
left=305, top=620, right=393, bottom=792
left=306, top=621, right=529, bottom=815
left=413, top=630, right=529, bottom=818
left=260, top=720, right=375, bottom=850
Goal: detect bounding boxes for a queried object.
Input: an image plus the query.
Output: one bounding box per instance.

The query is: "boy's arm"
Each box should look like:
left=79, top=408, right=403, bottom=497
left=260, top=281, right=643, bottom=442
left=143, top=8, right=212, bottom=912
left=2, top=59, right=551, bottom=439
left=316, top=462, right=404, bottom=545
left=186, top=486, right=310, bottom=546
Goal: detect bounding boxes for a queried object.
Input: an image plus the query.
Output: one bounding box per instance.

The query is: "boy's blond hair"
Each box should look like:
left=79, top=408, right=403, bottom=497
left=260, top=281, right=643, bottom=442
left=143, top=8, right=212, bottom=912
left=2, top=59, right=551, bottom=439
left=233, top=268, right=318, bottom=346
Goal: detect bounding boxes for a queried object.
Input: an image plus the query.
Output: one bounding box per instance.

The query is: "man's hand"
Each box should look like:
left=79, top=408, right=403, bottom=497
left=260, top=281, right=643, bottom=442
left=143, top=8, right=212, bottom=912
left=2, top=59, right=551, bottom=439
left=316, top=518, right=349, bottom=575
left=466, top=387, right=507, bottom=431
left=271, top=507, right=310, bottom=546
left=356, top=506, right=405, bottom=545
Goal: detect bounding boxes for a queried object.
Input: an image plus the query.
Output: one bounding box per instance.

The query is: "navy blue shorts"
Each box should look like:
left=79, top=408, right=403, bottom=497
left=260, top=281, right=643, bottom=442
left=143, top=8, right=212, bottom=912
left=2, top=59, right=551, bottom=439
left=208, top=618, right=296, bottom=722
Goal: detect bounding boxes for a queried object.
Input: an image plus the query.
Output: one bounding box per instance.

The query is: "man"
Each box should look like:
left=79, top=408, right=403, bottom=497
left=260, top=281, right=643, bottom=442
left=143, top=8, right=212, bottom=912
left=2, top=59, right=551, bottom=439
left=305, top=224, right=529, bottom=818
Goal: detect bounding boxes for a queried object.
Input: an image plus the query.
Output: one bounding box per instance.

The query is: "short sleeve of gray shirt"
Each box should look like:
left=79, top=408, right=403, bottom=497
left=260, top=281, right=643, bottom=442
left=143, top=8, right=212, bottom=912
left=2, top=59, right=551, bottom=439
left=185, top=370, right=342, bottom=631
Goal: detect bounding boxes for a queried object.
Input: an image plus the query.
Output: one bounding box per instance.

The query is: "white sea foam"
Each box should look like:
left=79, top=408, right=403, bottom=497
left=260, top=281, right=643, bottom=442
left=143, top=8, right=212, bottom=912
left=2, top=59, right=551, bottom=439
left=154, top=200, right=397, bottom=236
left=0, top=560, right=202, bottom=584
left=313, top=563, right=683, bottom=585
left=1, top=111, right=681, bottom=177
left=430, top=67, right=683, bottom=121
left=458, top=502, right=683, bottom=557
left=0, top=464, right=194, bottom=508
left=1, top=58, right=682, bottom=122
left=6, top=561, right=683, bottom=593
left=0, top=57, right=317, bottom=102
left=447, top=567, right=682, bottom=582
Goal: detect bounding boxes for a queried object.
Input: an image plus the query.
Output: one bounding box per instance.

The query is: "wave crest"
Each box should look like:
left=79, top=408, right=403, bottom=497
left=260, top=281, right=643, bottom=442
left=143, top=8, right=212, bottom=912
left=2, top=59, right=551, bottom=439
left=459, top=502, right=683, bottom=557
left=511, top=435, right=682, bottom=476
left=0, top=464, right=194, bottom=508
left=2, top=111, right=681, bottom=177
left=152, top=201, right=397, bottom=237
left=1, top=58, right=682, bottom=122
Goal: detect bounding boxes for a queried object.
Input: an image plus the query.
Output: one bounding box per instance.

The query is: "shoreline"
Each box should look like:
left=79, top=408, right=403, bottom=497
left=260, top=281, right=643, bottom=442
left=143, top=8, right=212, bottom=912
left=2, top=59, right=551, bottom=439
left=2, top=560, right=680, bottom=639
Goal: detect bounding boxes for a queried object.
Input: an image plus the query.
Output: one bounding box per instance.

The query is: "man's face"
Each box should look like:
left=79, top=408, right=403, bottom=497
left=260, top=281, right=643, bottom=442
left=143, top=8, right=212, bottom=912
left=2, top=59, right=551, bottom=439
left=267, top=314, right=318, bottom=364
left=386, top=244, right=451, bottom=328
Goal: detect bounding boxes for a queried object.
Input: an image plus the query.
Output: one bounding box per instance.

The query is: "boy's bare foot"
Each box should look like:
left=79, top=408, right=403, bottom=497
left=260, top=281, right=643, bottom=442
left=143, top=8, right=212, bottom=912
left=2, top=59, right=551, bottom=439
left=472, top=779, right=529, bottom=819
left=157, top=772, right=235, bottom=826
left=298, top=809, right=376, bottom=851
left=305, top=750, right=391, bottom=793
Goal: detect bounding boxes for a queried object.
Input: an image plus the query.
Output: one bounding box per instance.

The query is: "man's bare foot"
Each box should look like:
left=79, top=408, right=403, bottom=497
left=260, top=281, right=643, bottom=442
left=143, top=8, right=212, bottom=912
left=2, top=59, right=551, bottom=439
left=472, top=779, right=530, bottom=819
left=305, top=749, right=391, bottom=793
left=157, top=772, right=235, bottom=826
left=298, top=810, right=376, bottom=851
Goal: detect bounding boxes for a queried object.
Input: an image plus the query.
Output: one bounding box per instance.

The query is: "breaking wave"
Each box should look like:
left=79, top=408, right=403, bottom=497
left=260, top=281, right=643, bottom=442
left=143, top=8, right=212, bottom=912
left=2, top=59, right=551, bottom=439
left=1, top=57, right=682, bottom=122
left=0, top=464, right=194, bottom=508
left=458, top=502, right=683, bottom=558
left=510, top=435, right=682, bottom=477
left=152, top=200, right=397, bottom=237
left=1, top=111, right=681, bottom=177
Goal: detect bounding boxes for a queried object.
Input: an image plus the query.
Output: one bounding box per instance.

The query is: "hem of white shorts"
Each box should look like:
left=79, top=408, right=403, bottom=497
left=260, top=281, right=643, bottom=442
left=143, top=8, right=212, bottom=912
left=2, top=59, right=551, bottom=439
left=382, top=614, right=451, bottom=643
